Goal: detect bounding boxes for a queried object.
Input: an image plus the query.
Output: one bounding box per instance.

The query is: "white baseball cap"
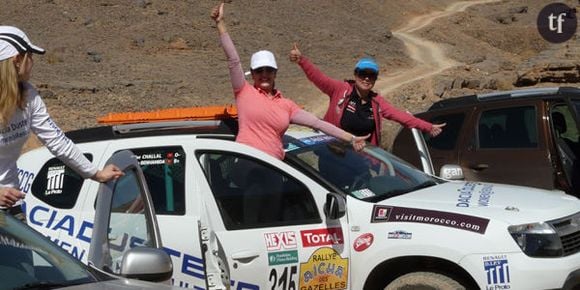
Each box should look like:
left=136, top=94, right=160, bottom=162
left=0, top=26, right=45, bottom=61
left=250, top=50, right=277, bottom=70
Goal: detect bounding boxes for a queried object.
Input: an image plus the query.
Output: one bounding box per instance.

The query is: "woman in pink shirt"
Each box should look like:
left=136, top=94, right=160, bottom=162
left=211, top=3, right=368, bottom=160
left=289, top=44, right=446, bottom=147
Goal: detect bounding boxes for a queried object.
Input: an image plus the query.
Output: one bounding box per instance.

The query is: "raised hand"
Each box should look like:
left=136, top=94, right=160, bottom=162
left=211, top=2, right=225, bottom=23
left=289, top=42, right=302, bottom=63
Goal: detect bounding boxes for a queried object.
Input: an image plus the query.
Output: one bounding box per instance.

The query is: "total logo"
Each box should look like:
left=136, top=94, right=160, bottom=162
left=353, top=233, right=374, bottom=252
left=301, top=228, right=344, bottom=247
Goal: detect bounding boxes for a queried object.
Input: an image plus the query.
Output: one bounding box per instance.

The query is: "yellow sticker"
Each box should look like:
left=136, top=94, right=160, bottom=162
left=299, top=247, right=348, bottom=290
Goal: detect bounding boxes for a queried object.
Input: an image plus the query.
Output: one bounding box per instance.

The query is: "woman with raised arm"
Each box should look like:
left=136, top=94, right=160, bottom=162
left=289, top=43, right=445, bottom=146
left=211, top=3, right=368, bottom=161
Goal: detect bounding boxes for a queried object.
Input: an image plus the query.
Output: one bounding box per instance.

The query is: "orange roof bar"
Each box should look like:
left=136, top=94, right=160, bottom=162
left=97, top=105, right=238, bottom=124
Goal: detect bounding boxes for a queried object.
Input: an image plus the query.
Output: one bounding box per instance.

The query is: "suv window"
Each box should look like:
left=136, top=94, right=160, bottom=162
left=424, top=113, right=465, bottom=150
left=478, top=106, right=538, bottom=149
left=30, top=154, right=93, bottom=209
left=198, top=152, right=320, bottom=230
left=128, top=147, right=186, bottom=215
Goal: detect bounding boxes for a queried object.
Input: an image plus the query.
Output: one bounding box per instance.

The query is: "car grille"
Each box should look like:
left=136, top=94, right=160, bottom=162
left=550, top=211, right=580, bottom=256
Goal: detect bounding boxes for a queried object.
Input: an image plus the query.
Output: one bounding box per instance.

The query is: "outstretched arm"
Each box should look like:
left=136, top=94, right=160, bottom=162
left=211, top=3, right=245, bottom=92
left=291, top=110, right=368, bottom=151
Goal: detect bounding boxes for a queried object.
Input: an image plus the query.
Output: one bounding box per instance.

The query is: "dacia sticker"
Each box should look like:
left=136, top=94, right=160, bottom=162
left=483, top=255, right=511, bottom=289
left=301, top=227, right=344, bottom=247
left=353, top=233, right=374, bottom=252
left=371, top=205, right=490, bottom=234
left=264, top=231, right=297, bottom=251
left=387, top=230, right=412, bottom=240
left=456, top=182, right=495, bottom=207
left=300, top=247, right=348, bottom=290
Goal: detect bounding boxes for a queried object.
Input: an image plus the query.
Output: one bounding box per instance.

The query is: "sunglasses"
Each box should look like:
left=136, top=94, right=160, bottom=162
left=356, top=70, right=378, bottom=81
left=253, top=67, right=277, bottom=74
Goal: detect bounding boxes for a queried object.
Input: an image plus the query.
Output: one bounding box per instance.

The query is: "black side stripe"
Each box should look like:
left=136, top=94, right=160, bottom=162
left=0, top=33, right=33, bottom=53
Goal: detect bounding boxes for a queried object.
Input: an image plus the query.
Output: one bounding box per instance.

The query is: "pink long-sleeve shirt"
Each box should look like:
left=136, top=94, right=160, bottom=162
left=297, top=56, right=433, bottom=146
left=220, top=33, right=348, bottom=159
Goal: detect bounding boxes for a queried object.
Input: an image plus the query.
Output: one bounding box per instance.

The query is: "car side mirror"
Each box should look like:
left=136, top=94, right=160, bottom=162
left=120, top=247, right=173, bottom=283
left=324, top=192, right=346, bottom=220
left=439, top=164, right=465, bottom=180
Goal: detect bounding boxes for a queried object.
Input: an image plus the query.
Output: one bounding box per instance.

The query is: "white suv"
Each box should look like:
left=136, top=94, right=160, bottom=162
left=17, top=119, right=580, bottom=289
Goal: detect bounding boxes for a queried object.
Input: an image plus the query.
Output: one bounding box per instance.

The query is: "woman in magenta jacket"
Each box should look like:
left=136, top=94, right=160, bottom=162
left=289, top=44, right=445, bottom=146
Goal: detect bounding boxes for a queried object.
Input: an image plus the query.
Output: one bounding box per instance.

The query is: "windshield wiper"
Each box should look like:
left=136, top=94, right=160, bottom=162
left=365, top=180, right=438, bottom=202
left=14, top=281, right=84, bottom=290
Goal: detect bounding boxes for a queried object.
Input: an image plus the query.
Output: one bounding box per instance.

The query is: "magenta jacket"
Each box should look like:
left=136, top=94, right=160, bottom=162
left=298, top=57, right=433, bottom=146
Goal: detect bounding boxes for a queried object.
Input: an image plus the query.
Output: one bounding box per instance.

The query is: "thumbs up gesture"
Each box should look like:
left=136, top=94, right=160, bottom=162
left=289, top=42, right=302, bottom=63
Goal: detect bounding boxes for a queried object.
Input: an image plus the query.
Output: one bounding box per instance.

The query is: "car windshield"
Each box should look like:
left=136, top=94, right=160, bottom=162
left=284, top=134, right=441, bottom=201
left=0, top=212, right=102, bottom=290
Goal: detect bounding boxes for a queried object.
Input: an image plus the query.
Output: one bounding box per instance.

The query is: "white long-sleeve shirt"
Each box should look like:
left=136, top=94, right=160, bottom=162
left=0, top=82, right=97, bottom=207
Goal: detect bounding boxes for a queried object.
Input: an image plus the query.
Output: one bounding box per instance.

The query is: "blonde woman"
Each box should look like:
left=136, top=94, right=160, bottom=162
left=0, top=26, right=123, bottom=221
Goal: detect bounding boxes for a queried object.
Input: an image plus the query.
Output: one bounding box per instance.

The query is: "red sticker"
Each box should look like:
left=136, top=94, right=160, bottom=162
left=353, top=233, right=374, bottom=252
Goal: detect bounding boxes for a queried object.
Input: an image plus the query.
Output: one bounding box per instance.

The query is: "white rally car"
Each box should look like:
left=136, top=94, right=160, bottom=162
left=16, top=119, right=580, bottom=289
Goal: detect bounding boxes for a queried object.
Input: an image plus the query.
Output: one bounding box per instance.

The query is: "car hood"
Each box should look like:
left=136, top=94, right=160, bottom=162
left=62, top=279, right=179, bottom=289
left=383, top=181, right=580, bottom=224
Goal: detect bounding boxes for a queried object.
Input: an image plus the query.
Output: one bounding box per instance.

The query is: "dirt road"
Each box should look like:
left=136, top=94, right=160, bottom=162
left=375, top=0, right=502, bottom=94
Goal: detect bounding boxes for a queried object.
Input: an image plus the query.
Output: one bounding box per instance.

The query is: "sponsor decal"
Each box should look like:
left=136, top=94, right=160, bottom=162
left=45, top=165, right=65, bottom=195
left=301, top=227, right=344, bottom=247
left=265, top=231, right=297, bottom=251
left=371, top=205, right=489, bottom=234
left=351, top=188, right=375, bottom=199
left=483, top=255, right=511, bottom=289
left=268, top=250, right=299, bottom=266
left=299, top=135, right=335, bottom=145
left=353, top=233, right=373, bottom=252
left=456, top=182, right=495, bottom=207
left=300, top=247, right=348, bottom=290
left=387, top=230, right=412, bottom=240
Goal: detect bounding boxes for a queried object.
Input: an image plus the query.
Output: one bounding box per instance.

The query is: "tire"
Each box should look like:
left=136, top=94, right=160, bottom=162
left=384, top=272, right=466, bottom=290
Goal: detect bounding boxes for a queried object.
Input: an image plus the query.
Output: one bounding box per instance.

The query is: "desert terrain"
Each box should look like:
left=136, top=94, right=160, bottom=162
left=2, top=0, right=579, bottom=150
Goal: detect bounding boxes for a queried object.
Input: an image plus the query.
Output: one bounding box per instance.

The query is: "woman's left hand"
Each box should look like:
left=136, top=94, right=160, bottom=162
left=429, top=123, right=446, bottom=137
left=351, top=134, right=370, bottom=151
left=92, top=164, right=125, bottom=183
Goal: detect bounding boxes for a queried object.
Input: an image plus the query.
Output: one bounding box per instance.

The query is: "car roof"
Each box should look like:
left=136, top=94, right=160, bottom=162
left=66, top=119, right=239, bottom=144
left=427, top=86, right=580, bottom=112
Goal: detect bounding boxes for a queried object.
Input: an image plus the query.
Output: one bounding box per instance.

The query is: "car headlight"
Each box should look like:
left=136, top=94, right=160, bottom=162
left=508, top=222, right=563, bottom=257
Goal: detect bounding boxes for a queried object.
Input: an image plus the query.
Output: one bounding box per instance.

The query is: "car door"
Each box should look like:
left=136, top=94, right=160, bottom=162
left=458, top=101, right=553, bottom=189
left=88, top=150, right=167, bottom=277
left=195, top=144, right=351, bottom=290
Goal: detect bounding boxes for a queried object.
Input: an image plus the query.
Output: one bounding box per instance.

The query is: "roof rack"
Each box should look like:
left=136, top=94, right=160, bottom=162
left=98, top=105, right=238, bottom=124
left=477, top=87, right=560, bottom=101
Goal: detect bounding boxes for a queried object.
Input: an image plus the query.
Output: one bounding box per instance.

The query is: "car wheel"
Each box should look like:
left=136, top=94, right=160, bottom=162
left=384, top=272, right=466, bottom=290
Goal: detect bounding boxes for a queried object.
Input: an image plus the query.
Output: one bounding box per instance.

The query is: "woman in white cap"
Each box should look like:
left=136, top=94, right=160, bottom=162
left=211, top=4, right=368, bottom=160
left=289, top=44, right=446, bottom=147
left=0, top=26, right=123, bottom=221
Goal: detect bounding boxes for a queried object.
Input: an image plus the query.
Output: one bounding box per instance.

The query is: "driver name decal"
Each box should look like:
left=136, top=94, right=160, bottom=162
left=371, top=205, right=489, bottom=234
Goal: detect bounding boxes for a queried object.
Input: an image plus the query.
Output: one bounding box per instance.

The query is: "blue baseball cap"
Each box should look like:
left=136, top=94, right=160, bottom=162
left=354, top=57, right=379, bottom=73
